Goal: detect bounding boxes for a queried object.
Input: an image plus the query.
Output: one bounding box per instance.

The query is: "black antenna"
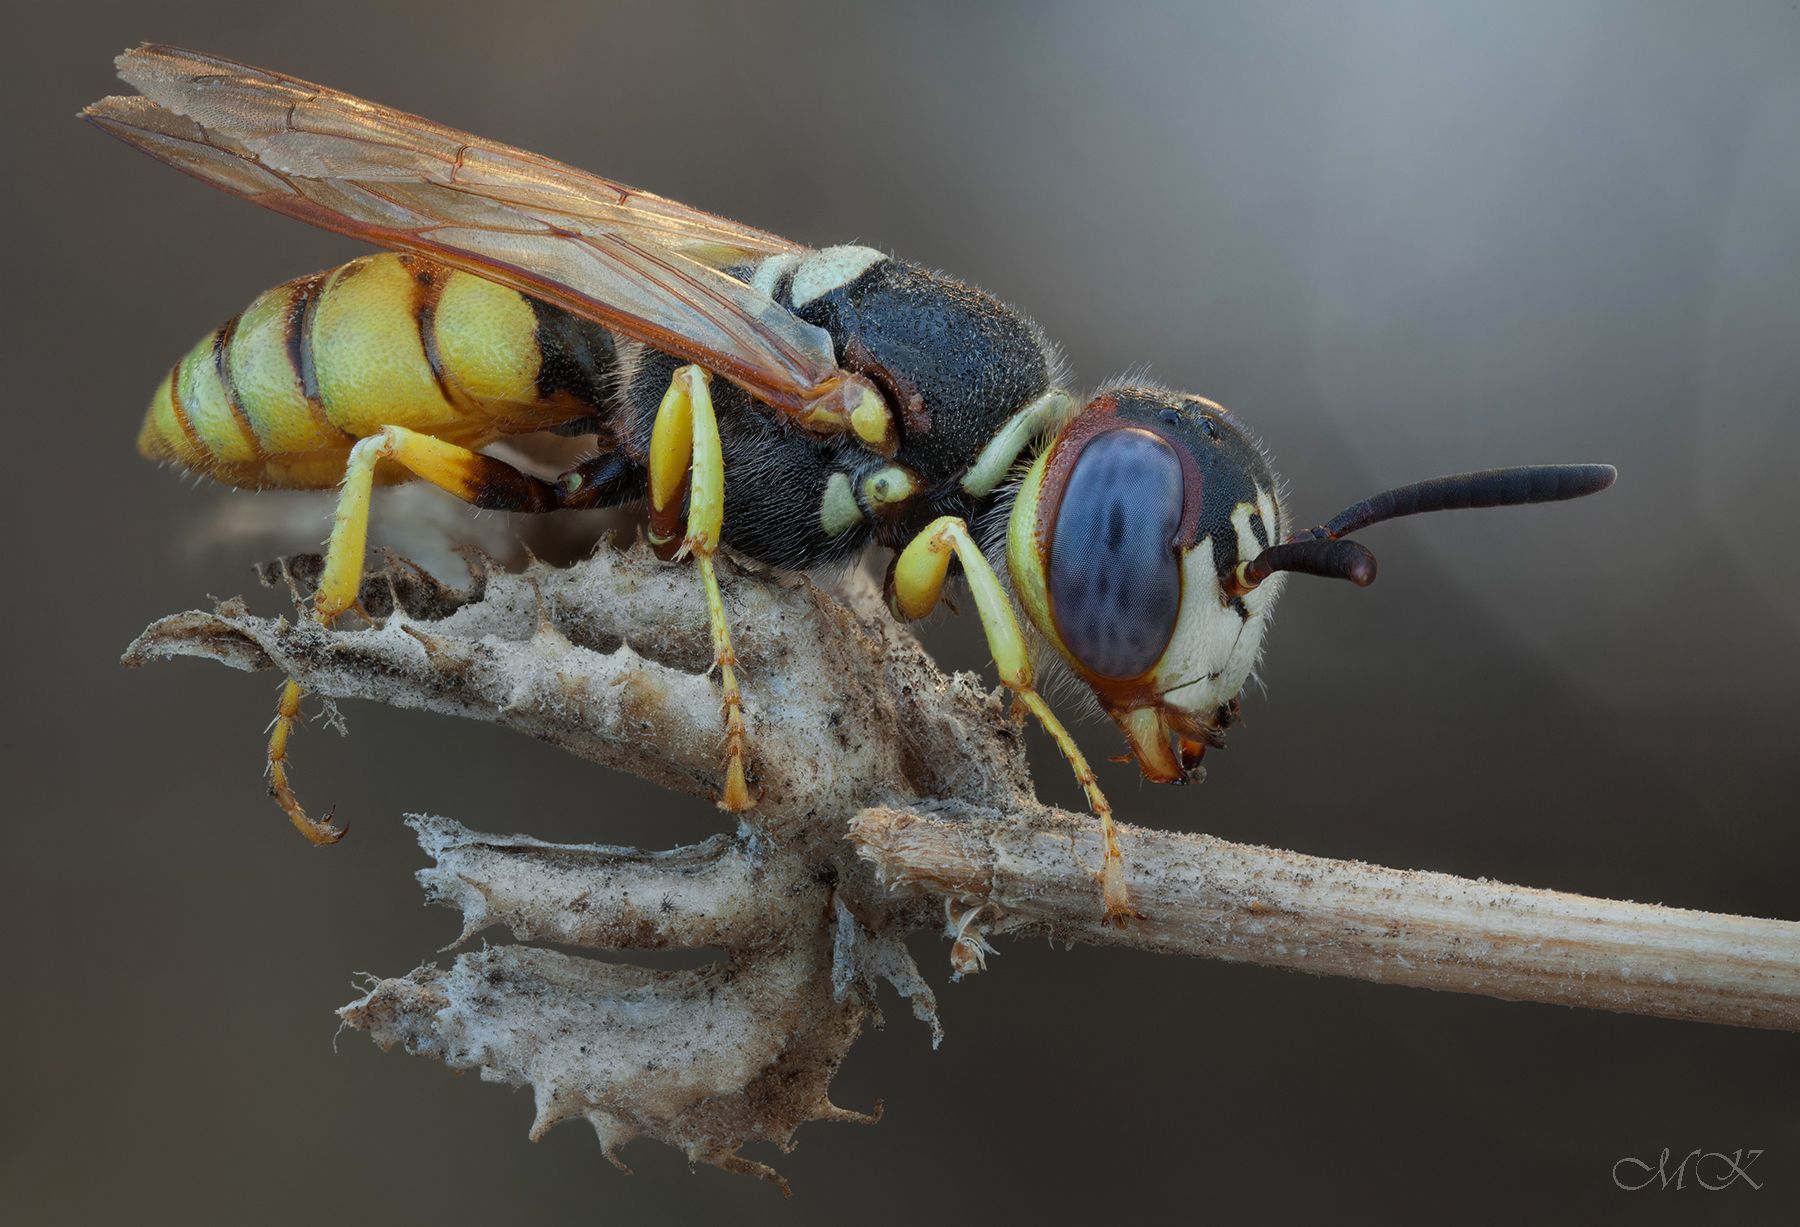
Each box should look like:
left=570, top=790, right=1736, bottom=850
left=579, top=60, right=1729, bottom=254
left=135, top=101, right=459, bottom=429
left=1238, top=538, right=1377, bottom=589
left=1303, top=463, right=1618, bottom=541
left=1233, top=463, right=1616, bottom=592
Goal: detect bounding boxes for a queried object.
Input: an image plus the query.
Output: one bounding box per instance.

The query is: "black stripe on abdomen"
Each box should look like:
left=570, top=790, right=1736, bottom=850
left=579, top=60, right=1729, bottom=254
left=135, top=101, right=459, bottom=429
left=283, top=271, right=350, bottom=442
left=526, top=296, right=621, bottom=410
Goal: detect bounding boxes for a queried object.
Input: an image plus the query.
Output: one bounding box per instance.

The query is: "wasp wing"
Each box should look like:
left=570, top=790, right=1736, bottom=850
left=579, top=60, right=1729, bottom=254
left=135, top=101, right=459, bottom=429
left=84, top=44, right=856, bottom=418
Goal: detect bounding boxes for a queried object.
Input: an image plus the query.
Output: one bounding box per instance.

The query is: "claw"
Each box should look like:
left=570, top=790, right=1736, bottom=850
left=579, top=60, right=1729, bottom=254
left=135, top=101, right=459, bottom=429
left=269, top=769, right=347, bottom=845
left=267, top=676, right=347, bottom=844
left=1096, top=852, right=1142, bottom=927
left=719, top=752, right=753, bottom=812
left=945, top=900, right=999, bottom=977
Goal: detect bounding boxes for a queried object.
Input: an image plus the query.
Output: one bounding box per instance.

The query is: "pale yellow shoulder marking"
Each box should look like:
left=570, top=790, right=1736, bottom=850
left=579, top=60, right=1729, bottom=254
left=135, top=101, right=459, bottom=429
left=790, top=246, right=885, bottom=308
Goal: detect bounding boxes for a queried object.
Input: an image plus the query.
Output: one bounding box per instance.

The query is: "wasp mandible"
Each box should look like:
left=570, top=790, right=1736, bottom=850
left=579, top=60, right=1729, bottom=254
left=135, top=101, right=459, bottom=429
left=88, top=46, right=1615, bottom=922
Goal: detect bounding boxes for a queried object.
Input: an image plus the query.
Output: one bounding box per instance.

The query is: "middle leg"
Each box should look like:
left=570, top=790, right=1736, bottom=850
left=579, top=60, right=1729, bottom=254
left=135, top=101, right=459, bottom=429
left=647, top=365, right=754, bottom=812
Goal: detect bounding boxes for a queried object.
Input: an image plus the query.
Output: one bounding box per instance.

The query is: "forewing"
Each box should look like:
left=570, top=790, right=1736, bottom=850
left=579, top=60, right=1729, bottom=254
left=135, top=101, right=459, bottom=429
left=85, top=45, right=843, bottom=411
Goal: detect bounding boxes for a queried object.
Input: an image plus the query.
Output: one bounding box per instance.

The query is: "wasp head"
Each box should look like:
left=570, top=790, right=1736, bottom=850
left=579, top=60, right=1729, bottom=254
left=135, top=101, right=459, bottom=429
left=1006, top=384, right=1618, bottom=784
left=1005, top=386, right=1285, bottom=781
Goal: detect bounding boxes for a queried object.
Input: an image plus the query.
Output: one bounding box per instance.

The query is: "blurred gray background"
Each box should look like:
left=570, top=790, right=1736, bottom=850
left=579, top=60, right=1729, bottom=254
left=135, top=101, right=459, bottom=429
left=5, top=1, right=1798, bottom=1222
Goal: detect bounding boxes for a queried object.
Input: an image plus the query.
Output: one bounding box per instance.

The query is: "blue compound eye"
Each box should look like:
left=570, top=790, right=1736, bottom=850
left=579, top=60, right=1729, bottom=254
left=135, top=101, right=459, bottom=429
left=1048, top=428, right=1184, bottom=680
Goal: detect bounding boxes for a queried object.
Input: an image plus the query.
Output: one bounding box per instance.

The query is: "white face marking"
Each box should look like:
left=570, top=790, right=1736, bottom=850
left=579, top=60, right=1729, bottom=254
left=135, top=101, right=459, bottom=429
left=1256, top=485, right=1282, bottom=544
left=749, top=253, right=801, bottom=299
left=789, top=245, right=886, bottom=307
left=1154, top=543, right=1282, bottom=719
left=1230, top=501, right=1265, bottom=566
left=1229, top=483, right=1281, bottom=567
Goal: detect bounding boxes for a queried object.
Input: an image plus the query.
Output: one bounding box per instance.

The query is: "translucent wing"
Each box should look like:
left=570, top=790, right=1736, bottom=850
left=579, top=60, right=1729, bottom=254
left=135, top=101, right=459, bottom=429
left=84, top=44, right=879, bottom=426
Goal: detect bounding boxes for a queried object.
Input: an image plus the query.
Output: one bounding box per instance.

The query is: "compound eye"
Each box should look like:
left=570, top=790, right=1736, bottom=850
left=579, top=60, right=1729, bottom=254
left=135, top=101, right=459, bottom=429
left=1048, top=428, right=1184, bottom=680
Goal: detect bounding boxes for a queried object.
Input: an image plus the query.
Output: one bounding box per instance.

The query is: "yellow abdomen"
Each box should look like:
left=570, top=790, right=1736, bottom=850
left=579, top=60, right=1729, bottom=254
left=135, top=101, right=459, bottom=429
left=139, top=253, right=589, bottom=489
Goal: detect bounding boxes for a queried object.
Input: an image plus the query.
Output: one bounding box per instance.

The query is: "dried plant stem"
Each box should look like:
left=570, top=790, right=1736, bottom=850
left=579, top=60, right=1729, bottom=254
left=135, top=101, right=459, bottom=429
left=122, top=544, right=1800, bottom=1187
left=851, top=804, right=1800, bottom=1031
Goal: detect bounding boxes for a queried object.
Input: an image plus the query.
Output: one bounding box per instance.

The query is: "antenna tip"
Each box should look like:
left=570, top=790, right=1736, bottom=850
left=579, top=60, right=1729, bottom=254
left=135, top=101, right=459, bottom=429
left=1587, top=463, right=1619, bottom=492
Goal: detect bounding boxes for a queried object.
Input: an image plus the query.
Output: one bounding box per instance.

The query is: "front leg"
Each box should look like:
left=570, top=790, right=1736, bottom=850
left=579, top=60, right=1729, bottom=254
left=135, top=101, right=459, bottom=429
left=887, top=516, right=1140, bottom=924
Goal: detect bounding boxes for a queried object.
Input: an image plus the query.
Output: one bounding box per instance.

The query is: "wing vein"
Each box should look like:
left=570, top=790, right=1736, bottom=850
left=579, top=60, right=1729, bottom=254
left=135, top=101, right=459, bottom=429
left=88, top=44, right=846, bottom=413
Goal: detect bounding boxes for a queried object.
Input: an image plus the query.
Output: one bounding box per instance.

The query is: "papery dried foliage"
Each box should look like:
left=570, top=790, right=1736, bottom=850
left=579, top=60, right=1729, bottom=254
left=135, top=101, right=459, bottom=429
left=124, top=545, right=1800, bottom=1190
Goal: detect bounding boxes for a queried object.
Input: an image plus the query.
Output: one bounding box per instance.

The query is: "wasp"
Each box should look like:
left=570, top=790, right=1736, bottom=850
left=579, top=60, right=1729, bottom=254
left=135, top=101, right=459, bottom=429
left=88, top=46, right=1614, bottom=921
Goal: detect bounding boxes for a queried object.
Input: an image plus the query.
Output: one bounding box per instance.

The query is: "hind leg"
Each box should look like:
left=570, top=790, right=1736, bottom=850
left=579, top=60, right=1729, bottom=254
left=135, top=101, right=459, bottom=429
left=269, top=426, right=576, bottom=843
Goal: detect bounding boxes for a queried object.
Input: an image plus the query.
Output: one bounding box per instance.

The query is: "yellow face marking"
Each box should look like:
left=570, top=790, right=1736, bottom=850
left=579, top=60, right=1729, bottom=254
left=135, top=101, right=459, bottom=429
left=1004, top=449, right=1062, bottom=657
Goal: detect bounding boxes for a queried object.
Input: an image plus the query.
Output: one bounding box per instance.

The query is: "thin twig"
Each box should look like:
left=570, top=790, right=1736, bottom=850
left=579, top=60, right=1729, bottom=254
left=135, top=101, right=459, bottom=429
left=850, top=803, right=1800, bottom=1032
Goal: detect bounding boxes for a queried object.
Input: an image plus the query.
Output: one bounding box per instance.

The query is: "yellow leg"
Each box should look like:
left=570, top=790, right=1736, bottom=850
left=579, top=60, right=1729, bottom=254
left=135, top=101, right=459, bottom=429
left=889, top=516, right=1139, bottom=923
left=269, top=425, right=561, bottom=843
left=267, top=676, right=334, bottom=843
left=649, top=366, right=753, bottom=811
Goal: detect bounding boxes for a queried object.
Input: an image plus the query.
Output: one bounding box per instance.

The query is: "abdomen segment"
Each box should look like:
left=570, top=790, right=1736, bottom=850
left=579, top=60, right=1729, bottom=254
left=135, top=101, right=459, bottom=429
left=138, top=253, right=617, bottom=489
